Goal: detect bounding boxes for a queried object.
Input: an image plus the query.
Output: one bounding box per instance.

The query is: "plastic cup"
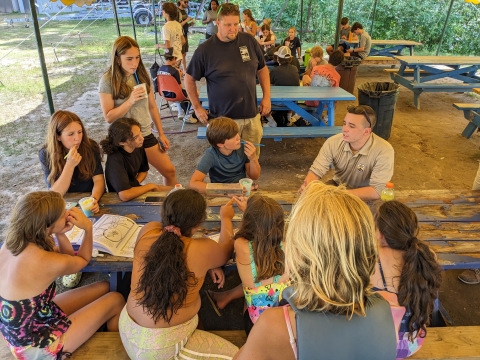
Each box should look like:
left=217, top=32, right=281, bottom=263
left=134, top=83, right=147, bottom=98
left=79, top=197, right=95, bottom=217
left=239, top=178, right=253, bottom=196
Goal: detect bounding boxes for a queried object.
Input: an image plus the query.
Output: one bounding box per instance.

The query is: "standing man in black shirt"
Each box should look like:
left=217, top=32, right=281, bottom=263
left=185, top=3, right=271, bottom=157
left=177, top=0, right=193, bottom=73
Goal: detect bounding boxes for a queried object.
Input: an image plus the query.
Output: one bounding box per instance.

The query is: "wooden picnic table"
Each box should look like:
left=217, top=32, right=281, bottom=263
left=369, top=40, right=423, bottom=57
left=198, top=85, right=355, bottom=128
left=390, top=55, right=480, bottom=109
left=63, top=189, right=480, bottom=291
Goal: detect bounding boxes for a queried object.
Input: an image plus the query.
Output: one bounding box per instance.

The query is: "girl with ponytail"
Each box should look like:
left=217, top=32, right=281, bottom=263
left=119, top=189, right=238, bottom=359
left=372, top=200, right=442, bottom=358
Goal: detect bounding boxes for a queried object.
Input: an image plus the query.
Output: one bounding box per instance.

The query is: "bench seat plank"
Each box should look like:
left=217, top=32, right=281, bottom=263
left=197, top=126, right=342, bottom=142
left=3, top=327, right=480, bottom=360
left=453, top=103, right=480, bottom=110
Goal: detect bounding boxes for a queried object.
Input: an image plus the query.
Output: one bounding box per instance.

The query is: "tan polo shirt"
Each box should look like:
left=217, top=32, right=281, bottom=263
left=309, top=133, right=394, bottom=195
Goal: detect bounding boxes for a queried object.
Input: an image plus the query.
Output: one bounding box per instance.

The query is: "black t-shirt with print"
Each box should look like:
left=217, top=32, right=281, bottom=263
left=187, top=33, right=266, bottom=119
left=105, top=147, right=149, bottom=193
left=283, top=36, right=301, bottom=54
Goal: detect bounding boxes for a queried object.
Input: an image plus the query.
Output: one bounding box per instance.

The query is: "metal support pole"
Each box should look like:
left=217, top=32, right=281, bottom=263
left=112, top=0, right=121, bottom=37
left=52, top=44, right=59, bottom=62
left=436, top=0, right=454, bottom=56
left=299, top=0, right=304, bottom=42
left=78, top=32, right=83, bottom=45
left=29, top=0, right=54, bottom=114
left=334, top=0, right=344, bottom=50
left=370, top=0, right=378, bottom=37
left=127, top=0, right=136, bottom=40
left=152, top=0, right=158, bottom=44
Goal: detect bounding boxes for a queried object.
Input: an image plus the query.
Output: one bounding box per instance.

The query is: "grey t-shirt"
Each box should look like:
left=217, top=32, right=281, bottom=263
left=98, top=72, right=152, bottom=137
left=203, top=10, right=218, bottom=35
left=197, top=146, right=250, bottom=183
left=340, top=26, right=351, bottom=39
left=358, top=31, right=372, bottom=59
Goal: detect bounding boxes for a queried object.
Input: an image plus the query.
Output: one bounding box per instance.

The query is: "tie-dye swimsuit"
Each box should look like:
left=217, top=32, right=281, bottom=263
left=373, top=260, right=425, bottom=359
left=243, top=242, right=290, bottom=324
left=0, top=282, right=71, bottom=359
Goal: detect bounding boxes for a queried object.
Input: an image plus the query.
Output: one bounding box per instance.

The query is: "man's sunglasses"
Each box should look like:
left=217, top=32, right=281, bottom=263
left=346, top=105, right=372, bottom=128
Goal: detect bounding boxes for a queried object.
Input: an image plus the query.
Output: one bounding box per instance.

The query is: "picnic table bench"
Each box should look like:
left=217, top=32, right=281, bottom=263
left=453, top=103, right=480, bottom=138
left=198, top=85, right=355, bottom=141
left=197, top=124, right=343, bottom=142
left=390, top=56, right=480, bottom=109
left=3, top=327, right=480, bottom=359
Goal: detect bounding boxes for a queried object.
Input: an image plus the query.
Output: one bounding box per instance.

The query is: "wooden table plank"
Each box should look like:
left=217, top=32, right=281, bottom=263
left=198, top=85, right=356, bottom=102
left=395, top=56, right=480, bottom=65
left=371, top=40, right=423, bottom=46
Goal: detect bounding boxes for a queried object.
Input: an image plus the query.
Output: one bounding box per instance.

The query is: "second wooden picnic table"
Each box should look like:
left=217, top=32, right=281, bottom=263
left=390, top=55, right=480, bottom=109
left=198, top=84, right=355, bottom=127
left=369, top=40, right=423, bottom=57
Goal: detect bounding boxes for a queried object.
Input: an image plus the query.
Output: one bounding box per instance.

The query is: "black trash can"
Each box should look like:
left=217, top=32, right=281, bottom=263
left=336, top=58, right=362, bottom=95
left=357, top=82, right=399, bottom=140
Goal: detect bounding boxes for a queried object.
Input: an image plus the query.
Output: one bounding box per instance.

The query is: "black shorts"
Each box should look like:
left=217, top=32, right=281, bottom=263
left=142, top=133, right=159, bottom=149
left=182, top=38, right=189, bottom=54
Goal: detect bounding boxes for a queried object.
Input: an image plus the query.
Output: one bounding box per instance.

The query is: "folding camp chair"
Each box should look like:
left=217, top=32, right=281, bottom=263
left=156, top=74, right=193, bottom=132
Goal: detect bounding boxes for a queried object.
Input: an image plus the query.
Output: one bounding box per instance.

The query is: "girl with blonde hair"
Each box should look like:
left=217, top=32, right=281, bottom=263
left=234, top=182, right=398, bottom=360
left=0, top=191, right=125, bottom=359
left=99, top=36, right=177, bottom=186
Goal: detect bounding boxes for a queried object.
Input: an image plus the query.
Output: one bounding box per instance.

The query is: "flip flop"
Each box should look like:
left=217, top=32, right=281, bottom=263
left=204, top=290, right=222, bottom=317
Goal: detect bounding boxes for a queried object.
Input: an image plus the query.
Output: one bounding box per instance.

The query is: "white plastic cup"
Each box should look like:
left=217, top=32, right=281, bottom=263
left=79, top=197, right=95, bottom=217
left=239, top=178, right=253, bottom=196
left=134, top=83, right=147, bottom=98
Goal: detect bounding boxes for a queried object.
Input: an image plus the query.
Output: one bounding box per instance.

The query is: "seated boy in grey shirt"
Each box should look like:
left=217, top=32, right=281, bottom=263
left=189, top=117, right=261, bottom=193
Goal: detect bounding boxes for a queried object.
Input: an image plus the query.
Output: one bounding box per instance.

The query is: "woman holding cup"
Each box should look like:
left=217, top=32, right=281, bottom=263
left=99, top=36, right=178, bottom=186
left=39, top=110, right=104, bottom=288
left=202, top=0, right=218, bottom=39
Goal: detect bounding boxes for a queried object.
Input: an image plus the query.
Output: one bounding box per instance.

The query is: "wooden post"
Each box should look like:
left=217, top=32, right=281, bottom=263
left=29, top=0, right=54, bottom=114
left=370, top=0, right=378, bottom=37
left=112, top=0, right=121, bottom=37
left=436, top=0, right=454, bottom=56
left=127, top=0, right=136, bottom=40
left=333, top=0, right=344, bottom=50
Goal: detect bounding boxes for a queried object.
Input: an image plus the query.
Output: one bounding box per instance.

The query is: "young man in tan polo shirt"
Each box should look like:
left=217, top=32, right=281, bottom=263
left=299, top=105, right=394, bottom=200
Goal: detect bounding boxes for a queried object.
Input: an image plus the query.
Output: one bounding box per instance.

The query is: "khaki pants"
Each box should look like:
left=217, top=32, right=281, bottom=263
left=234, top=114, right=263, bottom=158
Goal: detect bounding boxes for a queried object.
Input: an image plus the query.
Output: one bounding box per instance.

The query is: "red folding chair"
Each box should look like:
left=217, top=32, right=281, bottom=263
left=156, top=74, right=193, bottom=132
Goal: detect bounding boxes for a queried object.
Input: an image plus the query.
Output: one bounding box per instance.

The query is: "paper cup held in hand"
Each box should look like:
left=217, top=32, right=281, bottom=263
left=79, top=197, right=95, bottom=217
left=239, top=178, right=253, bottom=196
left=134, top=83, right=147, bottom=98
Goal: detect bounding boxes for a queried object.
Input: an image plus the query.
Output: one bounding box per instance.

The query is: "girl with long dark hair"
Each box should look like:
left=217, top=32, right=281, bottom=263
left=99, top=36, right=177, bottom=186
left=100, top=118, right=170, bottom=201
left=372, top=200, right=442, bottom=358
left=119, top=189, right=238, bottom=359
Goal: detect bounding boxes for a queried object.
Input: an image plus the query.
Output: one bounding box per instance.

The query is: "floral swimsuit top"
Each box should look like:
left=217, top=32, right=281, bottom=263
left=243, top=242, right=291, bottom=324
left=0, top=282, right=71, bottom=348
left=373, top=260, right=425, bottom=359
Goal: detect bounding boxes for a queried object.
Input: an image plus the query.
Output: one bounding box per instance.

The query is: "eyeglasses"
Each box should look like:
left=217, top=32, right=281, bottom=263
left=346, top=105, right=372, bottom=128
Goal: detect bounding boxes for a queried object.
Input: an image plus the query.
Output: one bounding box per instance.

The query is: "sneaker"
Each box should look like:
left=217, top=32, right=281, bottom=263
left=458, top=269, right=480, bottom=284
left=322, top=114, right=329, bottom=125
left=170, top=103, right=178, bottom=111
left=62, top=272, right=82, bottom=288
left=262, top=121, right=270, bottom=127
left=183, top=114, right=197, bottom=124
left=266, top=117, right=277, bottom=127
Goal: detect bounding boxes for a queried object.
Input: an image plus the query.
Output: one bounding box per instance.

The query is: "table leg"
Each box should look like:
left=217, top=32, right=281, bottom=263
left=327, top=101, right=335, bottom=127
left=110, top=272, right=121, bottom=292
left=409, top=45, right=414, bottom=56
left=414, top=91, right=421, bottom=110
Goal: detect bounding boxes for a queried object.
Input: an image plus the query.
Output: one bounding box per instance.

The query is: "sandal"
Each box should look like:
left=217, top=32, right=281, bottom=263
left=204, top=290, right=222, bottom=317
left=62, top=272, right=82, bottom=288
